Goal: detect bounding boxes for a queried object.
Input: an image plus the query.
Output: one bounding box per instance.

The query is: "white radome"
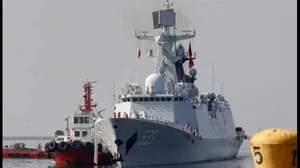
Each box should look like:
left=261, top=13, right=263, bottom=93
left=145, top=73, right=165, bottom=94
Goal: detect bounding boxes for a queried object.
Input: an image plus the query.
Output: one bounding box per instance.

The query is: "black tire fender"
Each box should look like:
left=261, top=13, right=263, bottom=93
left=58, top=141, right=68, bottom=150
left=71, top=140, right=81, bottom=149
left=48, top=141, right=57, bottom=151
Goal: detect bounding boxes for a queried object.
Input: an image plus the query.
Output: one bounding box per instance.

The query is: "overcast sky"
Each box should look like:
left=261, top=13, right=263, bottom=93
left=3, top=0, right=296, bottom=137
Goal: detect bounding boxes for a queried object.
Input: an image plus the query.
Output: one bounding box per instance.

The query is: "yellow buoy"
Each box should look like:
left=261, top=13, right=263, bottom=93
left=249, top=128, right=297, bottom=168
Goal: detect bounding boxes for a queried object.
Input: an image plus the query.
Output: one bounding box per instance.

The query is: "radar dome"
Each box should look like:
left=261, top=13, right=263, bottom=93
left=159, top=66, right=166, bottom=75
left=189, top=68, right=197, bottom=77
left=145, top=73, right=165, bottom=94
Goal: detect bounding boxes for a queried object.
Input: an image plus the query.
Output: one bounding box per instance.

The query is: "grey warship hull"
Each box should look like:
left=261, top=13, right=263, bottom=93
left=95, top=118, right=244, bottom=167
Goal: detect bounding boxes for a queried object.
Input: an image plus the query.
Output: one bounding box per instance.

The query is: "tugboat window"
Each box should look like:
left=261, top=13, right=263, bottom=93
left=166, top=97, right=172, bottom=101
left=161, top=97, right=166, bottom=101
left=174, top=97, right=179, bottom=101
left=74, top=117, right=78, bottom=123
left=82, top=131, right=88, bottom=137
left=150, top=97, right=154, bottom=101
left=155, top=97, right=160, bottom=101
left=75, top=131, right=80, bottom=137
left=138, top=98, right=143, bottom=101
left=79, top=117, right=84, bottom=124
left=179, top=97, right=183, bottom=101
left=84, top=117, right=89, bottom=124
left=133, top=98, right=137, bottom=102
left=144, top=97, right=149, bottom=101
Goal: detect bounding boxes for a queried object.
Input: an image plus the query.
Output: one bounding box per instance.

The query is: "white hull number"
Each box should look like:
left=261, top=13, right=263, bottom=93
left=138, top=130, right=159, bottom=146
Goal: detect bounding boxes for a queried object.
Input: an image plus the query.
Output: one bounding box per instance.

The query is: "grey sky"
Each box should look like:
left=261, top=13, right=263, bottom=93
left=3, top=0, right=297, bottom=136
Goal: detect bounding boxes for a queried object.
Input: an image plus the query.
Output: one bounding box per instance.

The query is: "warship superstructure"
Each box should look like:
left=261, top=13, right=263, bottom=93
left=95, top=1, right=246, bottom=166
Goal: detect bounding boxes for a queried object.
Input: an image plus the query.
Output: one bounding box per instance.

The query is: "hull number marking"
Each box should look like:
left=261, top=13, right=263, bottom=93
left=138, top=130, right=159, bottom=146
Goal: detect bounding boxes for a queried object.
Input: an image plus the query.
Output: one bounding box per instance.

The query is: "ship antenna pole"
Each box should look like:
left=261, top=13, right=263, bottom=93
left=164, top=0, right=173, bottom=9
left=212, top=56, right=215, bottom=93
left=113, top=83, right=115, bottom=111
left=221, top=83, right=223, bottom=96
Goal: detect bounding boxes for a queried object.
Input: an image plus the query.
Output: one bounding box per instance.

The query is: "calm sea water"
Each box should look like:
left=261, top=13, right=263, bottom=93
left=2, top=140, right=254, bottom=168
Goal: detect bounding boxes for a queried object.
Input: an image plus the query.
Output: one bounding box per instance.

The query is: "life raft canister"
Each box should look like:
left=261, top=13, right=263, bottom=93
left=125, top=112, right=129, bottom=119
left=117, top=112, right=121, bottom=118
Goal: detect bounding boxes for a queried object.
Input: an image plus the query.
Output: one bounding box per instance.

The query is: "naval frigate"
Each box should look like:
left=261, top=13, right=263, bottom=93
left=95, top=0, right=247, bottom=166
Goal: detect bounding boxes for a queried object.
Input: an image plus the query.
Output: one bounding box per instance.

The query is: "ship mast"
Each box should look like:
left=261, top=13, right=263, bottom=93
left=82, top=81, right=98, bottom=114
left=134, top=0, right=196, bottom=88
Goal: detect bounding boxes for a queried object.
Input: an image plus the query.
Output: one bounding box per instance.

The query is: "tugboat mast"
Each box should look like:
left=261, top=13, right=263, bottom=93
left=82, top=81, right=98, bottom=114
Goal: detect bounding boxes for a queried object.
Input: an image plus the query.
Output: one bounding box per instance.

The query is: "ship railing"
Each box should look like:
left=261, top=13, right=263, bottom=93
left=134, top=30, right=196, bottom=38
left=174, top=30, right=196, bottom=37
left=71, top=123, right=93, bottom=128
left=134, top=30, right=155, bottom=37
left=3, top=136, right=54, bottom=141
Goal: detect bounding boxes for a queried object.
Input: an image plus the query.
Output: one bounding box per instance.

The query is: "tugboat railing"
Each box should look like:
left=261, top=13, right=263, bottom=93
left=3, top=136, right=53, bottom=140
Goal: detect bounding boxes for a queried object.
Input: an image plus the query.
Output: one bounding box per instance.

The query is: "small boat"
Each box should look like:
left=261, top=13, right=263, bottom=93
left=3, top=143, right=53, bottom=159
left=44, top=81, right=114, bottom=165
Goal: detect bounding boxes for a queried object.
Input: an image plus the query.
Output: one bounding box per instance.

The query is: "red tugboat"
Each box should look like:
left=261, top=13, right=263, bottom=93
left=44, top=81, right=114, bottom=165
left=3, top=143, right=53, bottom=159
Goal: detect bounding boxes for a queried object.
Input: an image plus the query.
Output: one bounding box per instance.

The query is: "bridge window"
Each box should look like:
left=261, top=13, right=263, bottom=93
left=150, top=97, right=154, bottom=101
left=82, top=131, right=88, bottom=137
left=144, top=97, right=149, bottom=101
left=132, top=98, right=137, bottom=102
left=57, top=137, right=64, bottom=141
left=84, top=117, right=89, bottom=124
left=166, top=97, right=172, bottom=101
left=155, top=97, right=160, bottom=101
left=74, top=117, right=78, bottom=123
left=138, top=98, right=143, bottom=101
left=161, top=97, right=166, bottom=101
left=75, top=131, right=80, bottom=137
left=122, top=98, right=126, bottom=102
left=79, top=117, right=84, bottom=124
left=126, top=98, right=130, bottom=101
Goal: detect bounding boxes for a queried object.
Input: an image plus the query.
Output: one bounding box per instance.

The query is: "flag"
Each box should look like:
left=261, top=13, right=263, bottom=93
left=188, top=42, right=192, bottom=58
left=188, top=42, right=194, bottom=68
left=138, top=49, right=141, bottom=59
left=189, top=58, right=194, bottom=69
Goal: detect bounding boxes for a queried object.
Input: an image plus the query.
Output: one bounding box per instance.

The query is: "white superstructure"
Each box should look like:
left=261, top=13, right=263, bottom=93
left=95, top=1, right=246, bottom=167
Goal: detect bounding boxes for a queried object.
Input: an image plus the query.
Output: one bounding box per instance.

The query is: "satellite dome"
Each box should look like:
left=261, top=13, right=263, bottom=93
left=189, top=68, right=197, bottom=77
left=145, top=73, right=165, bottom=94
left=159, top=66, right=166, bottom=75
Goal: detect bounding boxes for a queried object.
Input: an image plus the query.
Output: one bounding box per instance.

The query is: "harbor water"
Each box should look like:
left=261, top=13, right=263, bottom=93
left=3, top=140, right=254, bottom=168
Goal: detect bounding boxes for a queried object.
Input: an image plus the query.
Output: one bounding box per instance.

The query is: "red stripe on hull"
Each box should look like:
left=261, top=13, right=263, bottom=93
left=54, top=148, right=112, bottom=165
left=2, top=149, right=50, bottom=159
